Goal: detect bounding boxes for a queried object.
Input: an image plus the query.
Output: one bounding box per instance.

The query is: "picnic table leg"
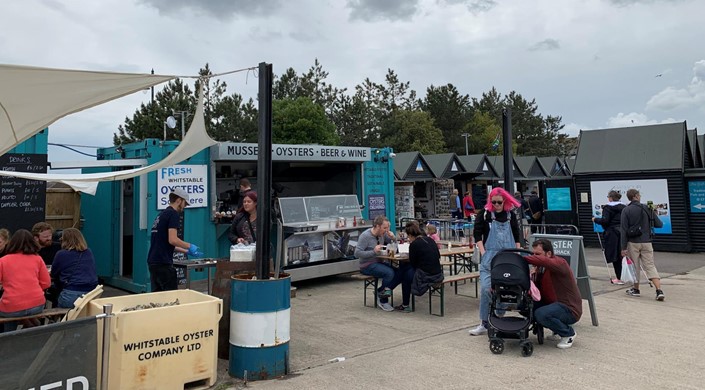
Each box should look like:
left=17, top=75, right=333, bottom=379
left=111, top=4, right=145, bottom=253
left=440, top=285, right=445, bottom=317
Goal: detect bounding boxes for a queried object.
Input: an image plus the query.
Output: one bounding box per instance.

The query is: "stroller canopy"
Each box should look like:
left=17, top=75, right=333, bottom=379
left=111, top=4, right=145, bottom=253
left=491, top=251, right=530, bottom=290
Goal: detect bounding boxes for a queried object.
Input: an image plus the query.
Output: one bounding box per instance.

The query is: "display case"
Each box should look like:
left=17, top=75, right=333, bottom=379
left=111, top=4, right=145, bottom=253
left=277, top=195, right=370, bottom=280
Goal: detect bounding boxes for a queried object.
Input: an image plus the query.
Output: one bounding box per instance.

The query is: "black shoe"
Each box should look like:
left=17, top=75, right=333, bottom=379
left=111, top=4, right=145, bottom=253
left=626, top=288, right=640, bottom=297
left=655, top=289, right=665, bottom=301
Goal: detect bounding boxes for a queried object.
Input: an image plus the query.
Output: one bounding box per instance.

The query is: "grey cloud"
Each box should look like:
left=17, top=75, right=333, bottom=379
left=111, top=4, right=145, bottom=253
left=138, top=0, right=282, bottom=19
left=608, top=0, right=684, bottom=7
left=347, top=0, right=419, bottom=22
left=529, top=39, right=560, bottom=51
left=289, top=30, right=322, bottom=43
left=441, top=0, right=498, bottom=14
left=249, top=27, right=284, bottom=42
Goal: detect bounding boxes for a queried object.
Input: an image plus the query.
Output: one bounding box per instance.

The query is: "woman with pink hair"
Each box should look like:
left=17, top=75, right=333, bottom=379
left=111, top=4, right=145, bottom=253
left=468, top=187, right=522, bottom=336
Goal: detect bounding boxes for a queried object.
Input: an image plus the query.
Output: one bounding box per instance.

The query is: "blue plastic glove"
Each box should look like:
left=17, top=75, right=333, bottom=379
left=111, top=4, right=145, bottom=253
left=187, top=244, right=204, bottom=258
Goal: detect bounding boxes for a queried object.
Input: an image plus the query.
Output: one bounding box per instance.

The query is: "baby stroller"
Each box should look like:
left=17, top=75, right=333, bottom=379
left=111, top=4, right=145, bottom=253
left=487, top=248, right=541, bottom=357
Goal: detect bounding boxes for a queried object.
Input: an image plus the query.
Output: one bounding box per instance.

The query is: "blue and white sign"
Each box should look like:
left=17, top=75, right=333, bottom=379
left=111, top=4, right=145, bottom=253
left=689, top=181, right=705, bottom=213
left=590, top=179, right=672, bottom=234
left=157, top=165, right=208, bottom=209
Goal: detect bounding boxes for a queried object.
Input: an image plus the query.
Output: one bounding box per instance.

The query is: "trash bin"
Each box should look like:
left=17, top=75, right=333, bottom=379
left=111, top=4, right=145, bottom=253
left=85, top=290, right=222, bottom=389
left=229, top=273, right=290, bottom=381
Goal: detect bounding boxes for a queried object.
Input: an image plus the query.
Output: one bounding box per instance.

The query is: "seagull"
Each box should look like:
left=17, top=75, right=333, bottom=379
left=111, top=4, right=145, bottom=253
left=655, top=73, right=663, bottom=77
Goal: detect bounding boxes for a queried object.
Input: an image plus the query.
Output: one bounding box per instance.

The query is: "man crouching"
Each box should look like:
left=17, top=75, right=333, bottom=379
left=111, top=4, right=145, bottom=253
left=524, top=239, right=582, bottom=349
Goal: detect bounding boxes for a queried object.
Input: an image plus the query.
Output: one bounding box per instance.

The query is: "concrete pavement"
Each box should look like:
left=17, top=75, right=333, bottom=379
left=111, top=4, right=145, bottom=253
left=208, top=247, right=705, bottom=389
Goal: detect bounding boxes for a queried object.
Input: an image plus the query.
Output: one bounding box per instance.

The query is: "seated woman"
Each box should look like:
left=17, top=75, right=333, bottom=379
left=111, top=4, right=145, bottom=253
left=51, top=228, right=99, bottom=309
left=0, top=229, right=51, bottom=332
left=395, top=222, right=444, bottom=312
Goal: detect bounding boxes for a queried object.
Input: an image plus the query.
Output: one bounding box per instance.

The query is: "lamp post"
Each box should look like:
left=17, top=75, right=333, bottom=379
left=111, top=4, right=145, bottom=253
left=461, top=133, right=470, bottom=155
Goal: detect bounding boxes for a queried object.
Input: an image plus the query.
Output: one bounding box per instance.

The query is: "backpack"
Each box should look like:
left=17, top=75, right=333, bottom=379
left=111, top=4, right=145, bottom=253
left=626, top=205, right=652, bottom=238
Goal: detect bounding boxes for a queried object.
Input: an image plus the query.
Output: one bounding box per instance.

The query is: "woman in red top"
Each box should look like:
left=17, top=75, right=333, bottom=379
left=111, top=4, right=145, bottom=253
left=0, top=229, right=51, bottom=332
left=462, top=191, right=475, bottom=220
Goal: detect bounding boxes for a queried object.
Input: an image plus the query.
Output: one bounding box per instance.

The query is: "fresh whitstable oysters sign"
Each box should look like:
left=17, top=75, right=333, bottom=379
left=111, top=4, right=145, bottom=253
left=157, top=165, right=208, bottom=209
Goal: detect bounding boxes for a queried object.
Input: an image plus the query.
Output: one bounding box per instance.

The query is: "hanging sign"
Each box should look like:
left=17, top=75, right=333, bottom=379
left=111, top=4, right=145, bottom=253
left=157, top=165, right=208, bottom=209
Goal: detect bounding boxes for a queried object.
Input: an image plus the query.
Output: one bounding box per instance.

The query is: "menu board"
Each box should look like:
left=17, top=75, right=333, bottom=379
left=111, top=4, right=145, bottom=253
left=0, top=154, right=47, bottom=233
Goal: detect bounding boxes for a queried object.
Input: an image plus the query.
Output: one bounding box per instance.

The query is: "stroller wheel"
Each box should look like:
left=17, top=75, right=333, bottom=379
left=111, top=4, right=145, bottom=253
left=521, top=342, right=534, bottom=357
left=489, top=340, right=504, bottom=355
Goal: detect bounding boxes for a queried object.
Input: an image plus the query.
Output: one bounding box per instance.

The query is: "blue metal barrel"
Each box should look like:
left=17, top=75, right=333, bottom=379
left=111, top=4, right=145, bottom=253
left=229, top=273, right=290, bottom=380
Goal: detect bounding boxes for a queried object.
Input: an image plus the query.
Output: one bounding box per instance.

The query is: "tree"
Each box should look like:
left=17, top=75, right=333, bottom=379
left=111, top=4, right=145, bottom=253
left=113, top=78, right=196, bottom=145
left=378, top=110, right=445, bottom=154
left=331, top=93, right=378, bottom=146
left=463, top=111, right=503, bottom=154
left=470, top=88, right=566, bottom=157
left=273, top=59, right=346, bottom=117
left=420, top=84, right=472, bottom=155
left=272, top=97, right=339, bottom=145
left=113, top=64, right=259, bottom=144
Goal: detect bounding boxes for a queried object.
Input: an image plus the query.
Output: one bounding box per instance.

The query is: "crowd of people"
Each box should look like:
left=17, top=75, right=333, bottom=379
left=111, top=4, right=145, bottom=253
left=1, top=183, right=667, bottom=349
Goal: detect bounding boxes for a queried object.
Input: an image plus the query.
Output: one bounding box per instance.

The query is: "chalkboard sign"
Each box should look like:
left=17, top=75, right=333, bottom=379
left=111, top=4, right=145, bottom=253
left=0, top=154, right=47, bottom=233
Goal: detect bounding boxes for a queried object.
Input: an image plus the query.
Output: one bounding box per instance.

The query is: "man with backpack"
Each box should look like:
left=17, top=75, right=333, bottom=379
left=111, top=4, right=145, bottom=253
left=620, top=188, right=665, bottom=301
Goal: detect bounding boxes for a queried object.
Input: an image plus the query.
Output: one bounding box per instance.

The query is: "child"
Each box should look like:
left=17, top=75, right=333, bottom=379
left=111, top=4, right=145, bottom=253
left=426, top=224, right=440, bottom=243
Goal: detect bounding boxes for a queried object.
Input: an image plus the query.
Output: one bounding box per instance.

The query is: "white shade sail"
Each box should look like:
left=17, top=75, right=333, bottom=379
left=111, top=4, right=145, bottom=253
left=0, top=64, right=218, bottom=194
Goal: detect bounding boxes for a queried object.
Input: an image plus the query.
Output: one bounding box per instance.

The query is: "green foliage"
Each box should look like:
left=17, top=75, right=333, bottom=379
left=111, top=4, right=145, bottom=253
left=420, top=84, right=472, bottom=155
left=470, top=88, right=563, bottom=157
left=379, top=110, right=445, bottom=154
left=115, top=60, right=567, bottom=158
left=113, top=63, right=258, bottom=145
left=272, top=97, right=339, bottom=145
left=463, top=111, right=501, bottom=154
left=113, top=78, right=196, bottom=145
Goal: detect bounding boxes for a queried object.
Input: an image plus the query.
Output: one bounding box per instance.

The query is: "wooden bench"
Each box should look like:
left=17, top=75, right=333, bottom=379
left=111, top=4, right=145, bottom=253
left=0, top=307, right=70, bottom=328
left=351, top=273, right=394, bottom=308
left=412, top=272, right=480, bottom=317
left=439, top=259, right=454, bottom=275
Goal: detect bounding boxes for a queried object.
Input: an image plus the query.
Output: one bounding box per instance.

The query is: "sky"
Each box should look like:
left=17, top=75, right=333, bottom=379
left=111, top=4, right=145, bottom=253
left=2, top=0, right=705, bottom=166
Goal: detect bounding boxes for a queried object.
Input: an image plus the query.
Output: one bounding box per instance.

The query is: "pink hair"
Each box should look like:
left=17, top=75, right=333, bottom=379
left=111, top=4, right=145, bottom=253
left=484, top=187, right=521, bottom=212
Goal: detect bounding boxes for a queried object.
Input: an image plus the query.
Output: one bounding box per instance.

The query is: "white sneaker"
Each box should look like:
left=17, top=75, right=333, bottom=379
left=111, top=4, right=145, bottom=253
left=377, top=298, right=394, bottom=312
left=468, top=324, right=487, bottom=336
left=557, top=332, right=576, bottom=349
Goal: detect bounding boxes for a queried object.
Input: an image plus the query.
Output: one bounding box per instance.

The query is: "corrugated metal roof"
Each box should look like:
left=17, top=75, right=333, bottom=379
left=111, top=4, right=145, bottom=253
left=565, top=157, right=576, bottom=174
left=573, top=122, right=687, bottom=174
left=423, top=153, right=466, bottom=178
left=687, top=129, right=702, bottom=168
left=487, top=155, right=526, bottom=179
left=393, top=151, right=436, bottom=180
left=538, top=156, right=569, bottom=177
left=457, top=154, right=499, bottom=179
left=515, top=156, right=549, bottom=179
left=699, top=134, right=705, bottom=166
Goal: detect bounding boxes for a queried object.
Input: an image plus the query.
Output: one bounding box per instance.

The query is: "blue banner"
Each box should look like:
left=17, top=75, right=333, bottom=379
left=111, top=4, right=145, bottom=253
left=689, top=181, right=705, bottom=213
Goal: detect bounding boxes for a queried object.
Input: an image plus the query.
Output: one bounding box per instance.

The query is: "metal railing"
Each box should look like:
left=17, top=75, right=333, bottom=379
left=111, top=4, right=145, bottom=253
left=398, top=217, right=473, bottom=241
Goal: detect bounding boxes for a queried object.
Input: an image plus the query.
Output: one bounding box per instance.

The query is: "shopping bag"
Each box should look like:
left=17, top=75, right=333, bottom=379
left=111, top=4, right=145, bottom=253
left=471, top=244, right=481, bottom=265
left=621, top=256, right=637, bottom=284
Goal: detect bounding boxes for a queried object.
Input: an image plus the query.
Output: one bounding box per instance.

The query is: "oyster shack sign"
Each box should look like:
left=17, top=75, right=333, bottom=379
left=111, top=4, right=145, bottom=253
left=214, top=143, right=371, bottom=162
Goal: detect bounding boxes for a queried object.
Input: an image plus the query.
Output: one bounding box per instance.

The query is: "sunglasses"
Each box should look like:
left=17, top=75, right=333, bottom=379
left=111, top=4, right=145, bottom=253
left=491, top=200, right=504, bottom=205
